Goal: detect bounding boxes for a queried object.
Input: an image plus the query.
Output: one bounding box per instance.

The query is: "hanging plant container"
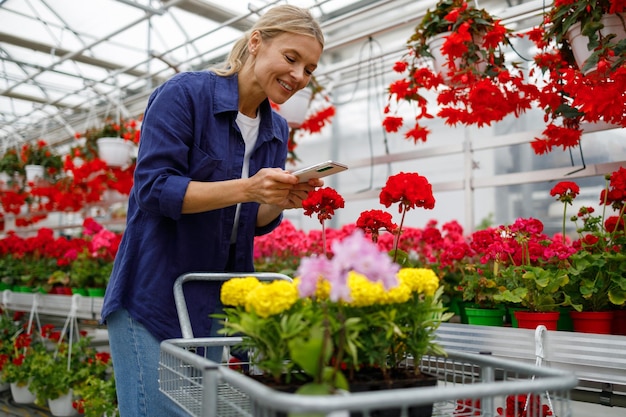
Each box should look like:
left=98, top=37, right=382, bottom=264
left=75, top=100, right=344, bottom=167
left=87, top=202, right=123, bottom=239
left=426, top=31, right=487, bottom=83
left=97, top=137, right=132, bottom=167
left=10, top=382, right=36, bottom=404
left=48, top=389, right=78, bottom=416
left=24, top=164, right=44, bottom=183
left=566, top=13, right=626, bottom=74
left=275, top=88, right=312, bottom=128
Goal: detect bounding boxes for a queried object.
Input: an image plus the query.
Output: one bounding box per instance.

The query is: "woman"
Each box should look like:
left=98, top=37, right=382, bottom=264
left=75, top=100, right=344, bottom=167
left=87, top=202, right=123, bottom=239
left=101, top=5, right=325, bottom=416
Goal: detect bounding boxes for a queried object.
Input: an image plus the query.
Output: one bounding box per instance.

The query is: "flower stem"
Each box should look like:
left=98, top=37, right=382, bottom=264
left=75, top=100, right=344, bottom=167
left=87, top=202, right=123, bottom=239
left=322, top=220, right=328, bottom=258
left=561, top=201, right=567, bottom=244
left=392, top=206, right=407, bottom=263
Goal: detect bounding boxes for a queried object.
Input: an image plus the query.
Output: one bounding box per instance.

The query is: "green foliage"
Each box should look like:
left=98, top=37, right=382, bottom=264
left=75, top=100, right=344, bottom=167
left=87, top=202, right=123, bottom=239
left=495, top=266, right=572, bottom=312
left=69, top=250, right=113, bottom=289
left=74, top=375, right=118, bottom=417
left=408, top=0, right=505, bottom=62
left=216, top=298, right=318, bottom=383
left=458, top=265, right=501, bottom=309
left=565, top=250, right=626, bottom=312
left=0, top=148, right=23, bottom=176
left=28, top=336, right=95, bottom=404
left=543, top=0, right=626, bottom=72
left=217, top=270, right=452, bottom=392
left=1, top=333, right=47, bottom=386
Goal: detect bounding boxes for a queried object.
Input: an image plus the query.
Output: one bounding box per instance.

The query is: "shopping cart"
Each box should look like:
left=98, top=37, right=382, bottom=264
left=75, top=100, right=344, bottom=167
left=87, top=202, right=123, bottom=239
left=159, top=273, right=578, bottom=417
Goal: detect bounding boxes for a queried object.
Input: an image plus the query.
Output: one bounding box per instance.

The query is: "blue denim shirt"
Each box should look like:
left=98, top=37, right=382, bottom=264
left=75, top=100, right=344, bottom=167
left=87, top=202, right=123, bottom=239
left=101, top=71, right=289, bottom=341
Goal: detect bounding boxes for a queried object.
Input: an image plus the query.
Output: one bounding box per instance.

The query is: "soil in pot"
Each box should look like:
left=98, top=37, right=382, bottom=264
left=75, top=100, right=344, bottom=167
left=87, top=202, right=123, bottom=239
left=348, top=367, right=437, bottom=417
left=248, top=367, right=437, bottom=417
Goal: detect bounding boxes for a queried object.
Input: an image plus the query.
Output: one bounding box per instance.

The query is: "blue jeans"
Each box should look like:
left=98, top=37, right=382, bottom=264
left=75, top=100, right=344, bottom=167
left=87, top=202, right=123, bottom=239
left=107, top=308, right=223, bottom=417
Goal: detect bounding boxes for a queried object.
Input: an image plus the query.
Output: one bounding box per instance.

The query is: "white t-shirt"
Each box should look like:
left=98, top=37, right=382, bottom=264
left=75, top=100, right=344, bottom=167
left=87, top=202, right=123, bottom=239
left=231, top=111, right=260, bottom=243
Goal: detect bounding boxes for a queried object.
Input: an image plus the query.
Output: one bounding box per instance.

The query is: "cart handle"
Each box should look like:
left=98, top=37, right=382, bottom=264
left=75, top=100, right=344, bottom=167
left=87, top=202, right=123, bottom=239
left=173, top=272, right=293, bottom=339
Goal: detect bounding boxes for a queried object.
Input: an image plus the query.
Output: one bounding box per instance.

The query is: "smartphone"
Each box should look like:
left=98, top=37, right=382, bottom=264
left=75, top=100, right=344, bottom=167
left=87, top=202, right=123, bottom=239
left=291, top=160, right=348, bottom=183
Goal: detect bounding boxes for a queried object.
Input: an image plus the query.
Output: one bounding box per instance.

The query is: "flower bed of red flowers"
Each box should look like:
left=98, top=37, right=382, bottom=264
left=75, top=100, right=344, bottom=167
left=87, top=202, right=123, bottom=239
left=254, top=167, right=626, bottom=315
left=0, top=218, right=121, bottom=292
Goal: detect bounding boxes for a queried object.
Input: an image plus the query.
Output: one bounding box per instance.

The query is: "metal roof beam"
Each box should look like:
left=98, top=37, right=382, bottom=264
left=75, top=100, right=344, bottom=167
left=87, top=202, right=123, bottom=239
left=0, top=31, right=151, bottom=78
left=168, top=0, right=255, bottom=32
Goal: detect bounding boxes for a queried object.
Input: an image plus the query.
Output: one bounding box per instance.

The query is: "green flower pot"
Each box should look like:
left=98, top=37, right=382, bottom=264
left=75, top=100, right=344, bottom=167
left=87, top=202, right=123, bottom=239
left=464, top=307, right=505, bottom=327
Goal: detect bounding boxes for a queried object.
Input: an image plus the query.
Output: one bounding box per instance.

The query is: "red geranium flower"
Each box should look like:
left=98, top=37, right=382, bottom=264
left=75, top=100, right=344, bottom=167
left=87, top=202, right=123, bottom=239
left=356, top=209, right=397, bottom=243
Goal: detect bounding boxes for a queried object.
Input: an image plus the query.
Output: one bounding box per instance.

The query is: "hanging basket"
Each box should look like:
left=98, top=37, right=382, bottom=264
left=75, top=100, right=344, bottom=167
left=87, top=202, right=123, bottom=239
left=566, top=13, right=626, bottom=75
left=10, top=382, right=36, bottom=404
left=48, top=389, right=78, bottom=416
left=24, top=164, right=45, bottom=183
left=426, top=31, right=487, bottom=84
left=275, top=88, right=312, bottom=128
left=97, top=137, right=133, bottom=167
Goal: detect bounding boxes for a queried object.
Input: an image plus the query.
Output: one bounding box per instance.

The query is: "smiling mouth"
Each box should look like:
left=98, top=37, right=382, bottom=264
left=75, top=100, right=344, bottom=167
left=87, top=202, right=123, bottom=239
left=278, top=79, right=293, bottom=92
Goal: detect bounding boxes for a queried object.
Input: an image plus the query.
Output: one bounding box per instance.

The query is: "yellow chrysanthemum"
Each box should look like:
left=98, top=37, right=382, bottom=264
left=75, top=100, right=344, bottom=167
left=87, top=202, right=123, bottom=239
left=397, top=268, right=440, bottom=296
left=347, top=271, right=386, bottom=307
left=220, top=277, right=262, bottom=307
left=380, top=281, right=412, bottom=304
left=245, top=280, right=299, bottom=318
left=315, top=277, right=331, bottom=300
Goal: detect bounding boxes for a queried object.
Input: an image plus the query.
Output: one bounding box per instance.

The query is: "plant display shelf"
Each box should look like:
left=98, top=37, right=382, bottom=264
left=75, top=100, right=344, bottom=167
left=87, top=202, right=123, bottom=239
left=1, top=290, right=103, bottom=321
left=435, top=322, right=626, bottom=408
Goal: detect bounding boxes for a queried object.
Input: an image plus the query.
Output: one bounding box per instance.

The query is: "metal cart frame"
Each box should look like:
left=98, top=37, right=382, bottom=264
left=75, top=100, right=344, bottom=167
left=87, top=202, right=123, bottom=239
left=159, top=273, right=578, bottom=417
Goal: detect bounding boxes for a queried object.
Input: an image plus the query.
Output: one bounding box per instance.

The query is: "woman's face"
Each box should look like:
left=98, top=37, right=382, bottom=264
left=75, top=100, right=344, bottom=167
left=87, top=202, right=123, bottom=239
left=250, top=32, right=323, bottom=105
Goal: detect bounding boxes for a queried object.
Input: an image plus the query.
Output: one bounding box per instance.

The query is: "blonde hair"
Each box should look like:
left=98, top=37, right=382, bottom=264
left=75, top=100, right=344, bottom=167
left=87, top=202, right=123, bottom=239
left=211, top=5, right=324, bottom=76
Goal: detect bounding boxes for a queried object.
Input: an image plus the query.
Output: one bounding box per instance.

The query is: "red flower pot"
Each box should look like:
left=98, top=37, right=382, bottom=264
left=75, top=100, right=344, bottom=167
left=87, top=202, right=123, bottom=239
left=611, top=310, right=626, bottom=336
left=514, top=311, right=560, bottom=331
left=570, top=311, right=614, bottom=334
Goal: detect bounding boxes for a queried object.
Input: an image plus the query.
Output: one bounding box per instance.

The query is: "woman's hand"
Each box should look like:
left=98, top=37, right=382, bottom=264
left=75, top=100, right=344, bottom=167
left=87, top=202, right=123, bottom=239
left=284, top=178, right=323, bottom=209
left=254, top=171, right=323, bottom=227
left=248, top=168, right=322, bottom=208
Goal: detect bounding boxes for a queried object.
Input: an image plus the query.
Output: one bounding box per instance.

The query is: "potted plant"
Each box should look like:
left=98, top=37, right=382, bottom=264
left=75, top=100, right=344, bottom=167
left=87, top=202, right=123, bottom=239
left=556, top=169, right=626, bottom=334
left=458, top=264, right=506, bottom=326
left=541, top=0, right=626, bottom=74
left=1, top=329, right=47, bottom=404
left=529, top=1, right=626, bottom=155
left=407, top=0, right=507, bottom=80
left=217, top=237, right=451, bottom=403
left=383, top=0, right=538, bottom=146
left=77, top=116, right=141, bottom=167
left=464, top=217, right=576, bottom=330
left=28, top=334, right=94, bottom=415
left=0, top=309, right=23, bottom=391
left=0, top=148, right=22, bottom=184
left=18, top=139, right=64, bottom=184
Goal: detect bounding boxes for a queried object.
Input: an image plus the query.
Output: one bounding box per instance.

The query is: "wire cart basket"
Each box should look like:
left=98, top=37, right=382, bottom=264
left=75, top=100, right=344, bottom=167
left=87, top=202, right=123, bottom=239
left=159, top=273, right=578, bottom=417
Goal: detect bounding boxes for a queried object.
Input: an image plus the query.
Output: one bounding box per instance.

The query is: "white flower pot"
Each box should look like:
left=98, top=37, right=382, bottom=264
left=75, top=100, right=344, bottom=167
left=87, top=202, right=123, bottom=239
left=24, top=164, right=45, bottom=183
left=97, top=137, right=132, bottom=167
left=10, top=382, right=36, bottom=404
left=566, top=13, right=626, bottom=74
left=427, top=31, right=487, bottom=84
left=0, top=172, right=10, bottom=184
left=275, top=88, right=312, bottom=128
left=48, top=389, right=78, bottom=416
